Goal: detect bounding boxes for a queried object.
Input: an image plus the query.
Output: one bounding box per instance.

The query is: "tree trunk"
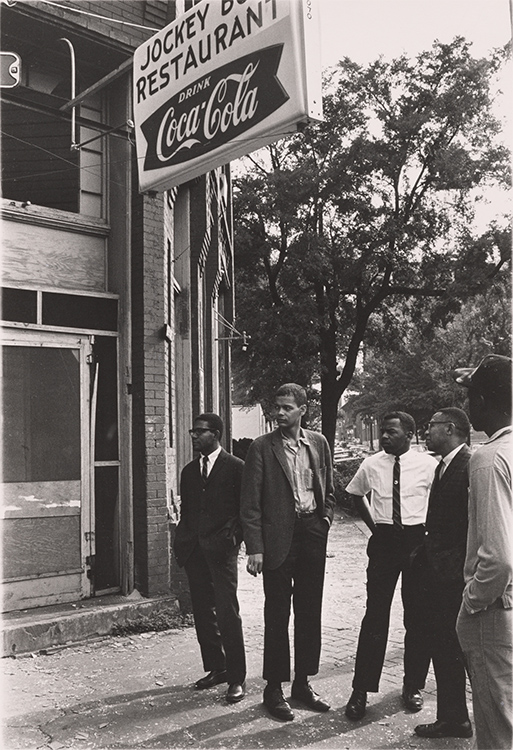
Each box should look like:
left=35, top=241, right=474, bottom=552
left=319, top=323, right=339, bottom=454
left=318, top=291, right=385, bottom=454
left=320, top=377, right=339, bottom=455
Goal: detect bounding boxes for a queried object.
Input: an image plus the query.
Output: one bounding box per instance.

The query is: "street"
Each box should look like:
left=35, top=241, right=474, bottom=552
left=2, top=510, right=473, bottom=750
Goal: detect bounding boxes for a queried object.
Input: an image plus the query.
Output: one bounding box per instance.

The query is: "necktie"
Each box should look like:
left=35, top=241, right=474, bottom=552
left=392, top=455, right=402, bottom=529
left=432, top=459, right=444, bottom=489
left=201, top=455, right=208, bottom=484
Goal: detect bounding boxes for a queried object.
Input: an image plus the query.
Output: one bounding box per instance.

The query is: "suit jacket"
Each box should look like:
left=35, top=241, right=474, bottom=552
left=240, top=428, right=336, bottom=570
left=173, top=448, right=245, bottom=568
left=423, top=444, right=471, bottom=583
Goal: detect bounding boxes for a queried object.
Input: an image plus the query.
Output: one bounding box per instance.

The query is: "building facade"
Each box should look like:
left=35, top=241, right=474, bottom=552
left=1, top=0, right=235, bottom=614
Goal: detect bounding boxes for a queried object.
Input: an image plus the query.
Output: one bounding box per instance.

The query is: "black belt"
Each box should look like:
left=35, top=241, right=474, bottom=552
left=375, top=523, right=425, bottom=530
left=296, top=510, right=316, bottom=518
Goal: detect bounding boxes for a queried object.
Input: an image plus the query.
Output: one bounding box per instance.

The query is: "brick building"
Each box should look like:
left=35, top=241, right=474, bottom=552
left=1, top=0, right=235, bottom=619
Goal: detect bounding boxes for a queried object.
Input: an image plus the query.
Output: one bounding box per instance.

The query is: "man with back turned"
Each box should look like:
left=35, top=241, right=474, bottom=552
left=454, top=354, right=512, bottom=749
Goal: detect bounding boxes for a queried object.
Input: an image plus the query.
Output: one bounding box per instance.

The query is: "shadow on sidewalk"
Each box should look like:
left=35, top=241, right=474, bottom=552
left=23, top=672, right=473, bottom=750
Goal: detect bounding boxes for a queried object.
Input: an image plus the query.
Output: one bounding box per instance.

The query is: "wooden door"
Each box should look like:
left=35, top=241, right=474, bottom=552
left=1, top=331, right=94, bottom=611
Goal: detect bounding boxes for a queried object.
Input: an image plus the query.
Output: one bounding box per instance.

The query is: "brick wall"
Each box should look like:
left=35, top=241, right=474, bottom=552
left=132, top=188, right=172, bottom=597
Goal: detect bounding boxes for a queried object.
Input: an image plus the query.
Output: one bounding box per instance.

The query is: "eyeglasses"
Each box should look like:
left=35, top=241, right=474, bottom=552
left=188, top=428, right=212, bottom=436
left=425, top=421, right=454, bottom=429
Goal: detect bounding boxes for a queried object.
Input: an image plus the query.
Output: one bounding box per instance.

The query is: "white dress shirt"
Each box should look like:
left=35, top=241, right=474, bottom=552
left=200, top=445, right=222, bottom=477
left=346, top=449, right=438, bottom=525
left=438, top=442, right=466, bottom=478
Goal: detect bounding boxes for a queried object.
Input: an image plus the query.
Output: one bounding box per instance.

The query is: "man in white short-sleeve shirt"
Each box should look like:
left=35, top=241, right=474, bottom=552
left=344, top=411, right=438, bottom=722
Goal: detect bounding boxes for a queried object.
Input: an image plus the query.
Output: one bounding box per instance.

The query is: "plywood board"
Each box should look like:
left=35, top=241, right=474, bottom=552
left=2, top=221, right=106, bottom=290
left=1, top=515, right=81, bottom=579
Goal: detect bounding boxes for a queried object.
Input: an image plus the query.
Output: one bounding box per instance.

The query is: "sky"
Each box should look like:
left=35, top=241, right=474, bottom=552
left=318, top=0, right=511, bottom=68
left=315, top=0, right=512, bottom=229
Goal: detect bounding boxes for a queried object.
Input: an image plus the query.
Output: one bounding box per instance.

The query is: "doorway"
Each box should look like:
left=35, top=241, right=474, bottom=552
left=1, top=331, right=94, bottom=611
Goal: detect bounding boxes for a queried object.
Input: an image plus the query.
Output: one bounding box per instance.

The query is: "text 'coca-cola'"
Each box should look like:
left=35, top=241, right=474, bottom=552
left=140, top=45, right=288, bottom=170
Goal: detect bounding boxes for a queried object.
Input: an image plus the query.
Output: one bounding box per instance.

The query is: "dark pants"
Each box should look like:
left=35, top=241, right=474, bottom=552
left=417, top=555, right=469, bottom=723
left=262, top=513, right=329, bottom=683
left=352, top=524, right=430, bottom=692
left=184, top=544, right=246, bottom=685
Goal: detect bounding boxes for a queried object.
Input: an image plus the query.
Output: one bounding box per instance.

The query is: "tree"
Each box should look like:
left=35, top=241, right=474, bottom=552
left=233, top=39, right=511, bottom=450
left=346, top=275, right=512, bottom=430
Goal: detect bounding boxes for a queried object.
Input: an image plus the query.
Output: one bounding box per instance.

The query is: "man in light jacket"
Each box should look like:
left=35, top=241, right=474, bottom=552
left=454, top=354, right=512, bottom=750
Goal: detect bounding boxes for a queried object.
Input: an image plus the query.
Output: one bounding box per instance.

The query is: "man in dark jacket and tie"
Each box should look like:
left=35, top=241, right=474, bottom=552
left=413, top=407, right=473, bottom=739
left=173, top=413, right=246, bottom=703
left=240, top=383, right=335, bottom=721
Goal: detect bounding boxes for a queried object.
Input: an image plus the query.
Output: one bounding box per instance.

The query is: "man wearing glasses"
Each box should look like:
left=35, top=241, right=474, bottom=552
left=413, top=408, right=473, bottom=739
left=173, top=413, right=246, bottom=703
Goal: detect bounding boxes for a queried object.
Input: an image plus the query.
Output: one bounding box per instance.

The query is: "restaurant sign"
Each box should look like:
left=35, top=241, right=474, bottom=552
left=133, top=0, right=323, bottom=192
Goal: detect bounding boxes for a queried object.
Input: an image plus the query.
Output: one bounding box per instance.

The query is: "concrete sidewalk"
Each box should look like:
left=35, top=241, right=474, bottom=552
left=2, top=511, right=474, bottom=749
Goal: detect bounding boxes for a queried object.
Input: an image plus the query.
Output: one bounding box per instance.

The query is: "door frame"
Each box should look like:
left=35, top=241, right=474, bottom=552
left=1, top=329, right=95, bottom=607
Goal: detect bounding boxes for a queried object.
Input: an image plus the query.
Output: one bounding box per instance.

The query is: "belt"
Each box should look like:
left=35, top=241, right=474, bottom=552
left=375, top=523, right=425, bottom=531
left=296, top=510, right=316, bottom=518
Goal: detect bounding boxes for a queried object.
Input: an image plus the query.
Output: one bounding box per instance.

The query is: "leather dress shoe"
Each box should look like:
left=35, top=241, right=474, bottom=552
left=415, top=719, right=473, bottom=738
left=263, top=685, right=294, bottom=721
left=194, top=670, right=227, bottom=690
left=226, top=681, right=246, bottom=703
left=291, top=681, right=330, bottom=712
left=402, top=685, right=423, bottom=712
left=345, top=689, right=367, bottom=720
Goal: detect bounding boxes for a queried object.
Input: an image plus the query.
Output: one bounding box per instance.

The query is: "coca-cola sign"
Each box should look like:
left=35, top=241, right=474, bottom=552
left=140, top=46, right=287, bottom=172
left=133, top=0, right=323, bottom=192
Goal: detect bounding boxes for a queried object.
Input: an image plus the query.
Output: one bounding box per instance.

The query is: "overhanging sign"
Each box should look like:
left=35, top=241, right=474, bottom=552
left=133, top=0, right=323, bottom=192
left=0, top=52, right=21, bottom=88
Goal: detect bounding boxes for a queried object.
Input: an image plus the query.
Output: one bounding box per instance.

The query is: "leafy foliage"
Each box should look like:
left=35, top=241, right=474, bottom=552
left=232, top=39, right=511, bottom=448
left=345, top=277, right=512, bottom=428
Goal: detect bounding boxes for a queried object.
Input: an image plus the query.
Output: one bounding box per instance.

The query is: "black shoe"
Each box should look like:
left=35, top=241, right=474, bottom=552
left=291, top=681, right=330, bottom=712
left=402, top=685, right=423, bottom=712
left=194, top=670, right=227, bottom=690
left=226, top=681, right=246, bottom=703
left=263, top=685, right=295, bottom=721
left=415, top=720, right=473, bottom=738
left=345, top=689, right=367, bottom=720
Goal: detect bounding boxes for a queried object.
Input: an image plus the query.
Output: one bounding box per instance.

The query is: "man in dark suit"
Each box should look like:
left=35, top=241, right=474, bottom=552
left=413, top=407, right=473, bottom=739
left=240, top=383, right=335, bottom=721
left=173, top=413, right=246, bottom=703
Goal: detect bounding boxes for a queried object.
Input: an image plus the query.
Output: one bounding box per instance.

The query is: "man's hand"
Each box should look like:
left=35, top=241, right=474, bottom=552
left=247, top=553, right=263, bottom=576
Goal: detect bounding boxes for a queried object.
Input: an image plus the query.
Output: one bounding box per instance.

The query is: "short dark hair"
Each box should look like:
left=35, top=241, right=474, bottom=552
left=275, top=383, right=308, bottom=407
left=195, top=413, right=223, bottom=439
left=382, top=411, right=416, bottom=435
left=435, top=407, right=471, bottom=438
